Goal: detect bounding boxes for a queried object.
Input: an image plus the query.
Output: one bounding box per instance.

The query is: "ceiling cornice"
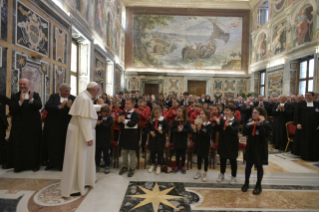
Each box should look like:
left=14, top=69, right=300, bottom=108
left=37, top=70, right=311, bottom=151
left=125, top=0, right=251, bottom=9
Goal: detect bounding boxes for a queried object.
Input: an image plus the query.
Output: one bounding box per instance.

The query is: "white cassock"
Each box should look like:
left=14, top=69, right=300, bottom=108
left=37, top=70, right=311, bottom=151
left=60, top=90, right=98, bottom=197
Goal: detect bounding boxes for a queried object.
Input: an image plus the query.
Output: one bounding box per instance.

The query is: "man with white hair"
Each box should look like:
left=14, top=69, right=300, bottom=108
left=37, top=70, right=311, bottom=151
left=6, top=78, right=42, bottom=172
left=43, top=83, right=76, bottom=171
left=60, top=82, right=101, bottom=197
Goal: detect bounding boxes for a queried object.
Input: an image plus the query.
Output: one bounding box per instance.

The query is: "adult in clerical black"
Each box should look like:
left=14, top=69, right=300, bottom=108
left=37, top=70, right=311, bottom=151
left=118, top=91, right=125, bottom=110
left=0, top=94, right=11, bottom=168
left=271, top=95, right=293, bottom=150
left=292, top=92, right=319, bottom=161
left=236, top=96, right=246, bottom=123
left=243, top=100, right=253, bottom=124
left=254, top=95, right=269, bottom=115
left=43, top=83, right=75, bottom=171
left=267, top=97, right=275, bottom=116
left=6, top=78, right=42, bottom=172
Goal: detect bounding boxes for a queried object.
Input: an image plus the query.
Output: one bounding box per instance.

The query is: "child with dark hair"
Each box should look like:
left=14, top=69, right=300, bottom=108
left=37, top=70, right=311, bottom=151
left=146, top=106, right=169, bottom=175
left=242, top=107, right=271, bottom=195
left=213, top=104, right=239, bottom=184
left=171, top=106, right=191, bottom=174
left=95, top=106, right=113, bottom=174
left=192, top=109, right=212, bottom=182
left=228, top=100, right=241, bottom=123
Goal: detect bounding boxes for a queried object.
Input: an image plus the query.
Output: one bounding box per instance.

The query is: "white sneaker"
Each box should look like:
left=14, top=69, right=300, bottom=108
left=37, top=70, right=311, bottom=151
left=230, top=176, right=236, bottom=185
left=202, top=173, right=208, bottom=182
left=194, top=171, right=201, bottom=179
left=216, top=173, right=224, bottom=183
left=148, top=165, right=155, bottom=173
left=156, top=166, right=161, bottom=175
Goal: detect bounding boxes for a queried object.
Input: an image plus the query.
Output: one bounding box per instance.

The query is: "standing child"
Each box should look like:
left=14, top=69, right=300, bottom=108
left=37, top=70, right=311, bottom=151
left=111, top=99, right=122, bottom=142
left=147, top=106, right=169, bottom=175
left=167, top=99, right=179, bottom=126
left=192, top=109, right=212, bottom=182
left=210, top=105, right=222, bottom=142
left=117, top=98, right=140, bottom=177
left=214, top=104, right=239, bottom=184
left=171, top=106, right=191, bottom=174
left=187, top=100, right=195, bottom=118
left=95, top=106, right=114, bottom=174
left=242, top=107, right=271, bottom=195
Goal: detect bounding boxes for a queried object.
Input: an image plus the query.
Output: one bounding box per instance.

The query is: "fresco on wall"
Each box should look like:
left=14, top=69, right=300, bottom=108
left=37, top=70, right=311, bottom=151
left=293, top=5, right=313, bottom=47
left=114, top=23, right=121, bottom=57
left=121, top=32, right=125, bottom=63
left=65, top=0, right=92, bottom=24
left=106, top=12, right=113, bottom=49
left=224, top=80, right=236, bottom=92
left=256, top=33, right=267, bottom=62
left=94, top=58, right=105, bottom=93
left=271, top=21, right=286, bottom=55
left=237, top=79, right=247, bottom=94
left=16, top=1, right=50, bottom=57
left=0, top=47, right=7, bottom=96
left=0, top=0, right=8, bottom=41
left=133, top=15, right=243, bottom=70
left=95, top=0, right=106, bottom=40
left=268, top=71, right=283, bottom=97
left=115, top=67, right=122, bottom=94
left=53, top=27, right=67, bottom=64
left=274, top=0, right=286, bottom=11
left=128, top=77, right=139, bottom=90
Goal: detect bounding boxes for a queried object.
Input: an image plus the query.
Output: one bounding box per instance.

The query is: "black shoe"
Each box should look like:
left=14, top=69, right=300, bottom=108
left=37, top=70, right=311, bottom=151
left=253, top=183, right=262, bottom=195
left=241, top=180, right=249, bottom=192
left=45, top=165, right=54, bottom=171
left=105, top=166, right=110, bottom=174
left=33, top=167, right=39, bottom=172
left=119, top=167, right=128, bottom=175
left=128, top=168, right=135, bottom=177
left=70, top=192, right=81, bottom=197
left=96, top=166, right=101, bottom=173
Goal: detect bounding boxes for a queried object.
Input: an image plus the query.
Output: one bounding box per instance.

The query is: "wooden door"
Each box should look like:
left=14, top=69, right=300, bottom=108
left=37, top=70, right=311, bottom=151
left=188, top=81, right=206, bottom=96
left=144, top=84, right=159, bottom=96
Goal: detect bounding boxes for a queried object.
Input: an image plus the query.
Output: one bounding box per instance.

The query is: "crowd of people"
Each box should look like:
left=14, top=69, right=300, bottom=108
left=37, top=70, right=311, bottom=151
left=0, top=78, right=319, bottom=197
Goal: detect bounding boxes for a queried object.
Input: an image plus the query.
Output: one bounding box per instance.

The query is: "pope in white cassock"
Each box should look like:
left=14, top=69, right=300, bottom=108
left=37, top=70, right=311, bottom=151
left=60, top=82, right=102, bottom=197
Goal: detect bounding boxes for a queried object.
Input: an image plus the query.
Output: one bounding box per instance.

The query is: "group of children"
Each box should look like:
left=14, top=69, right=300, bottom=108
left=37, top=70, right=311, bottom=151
left=94, top=97, right=270, bottom=195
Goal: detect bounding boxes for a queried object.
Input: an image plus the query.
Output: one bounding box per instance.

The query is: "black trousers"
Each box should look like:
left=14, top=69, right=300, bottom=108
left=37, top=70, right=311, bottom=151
left=95, top=147, right=110, bottom=167
left=0, top=122, right=7, bottom=165
left=141, top=128, right=147, bottom=153
left=175, top=148, right=186, bottom=167
left=151, top=151, right=163, bottom=165
left=197, top=155, right=209, bottom=172
left=220, top=158, right=237, bottom=177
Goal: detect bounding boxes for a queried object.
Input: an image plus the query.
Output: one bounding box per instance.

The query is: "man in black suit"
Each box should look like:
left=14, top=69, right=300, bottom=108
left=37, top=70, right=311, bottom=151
left=198, top=94, right=206, bottom=103
left=0, top=94, right=10, bottom=168
left=180, top=92, right=189, bottom=107
left=254, top=95, right=269, bottom=115
left=43, top=84, right=76, bottom=171
left=118, top=91, right=125, bottom=110
left=6, top=78, right=42, bottom=172
left=167, top=93, right=177, bottom=108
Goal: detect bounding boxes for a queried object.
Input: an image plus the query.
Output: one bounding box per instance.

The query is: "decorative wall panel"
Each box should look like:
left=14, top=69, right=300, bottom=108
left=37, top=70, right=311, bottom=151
left=0, top=0, right=8, bottom=41
left=224, top=80, right=236, bottom=92
left=94, top=55, right=106, bottom=94
left=53, top=65, right=66, bottom=94
left=0, top=47, right=7, bottom=95
left=12, top=51, right=50, bottom=103
left=290, top=70, right=297, bottom=95
left=267, top=70, right=284, bottom=97
left=115, top=67, right=122, bottom=94
left=15, top=1, right=50, bottom=57
left=53, top=27, right=67, bottom=64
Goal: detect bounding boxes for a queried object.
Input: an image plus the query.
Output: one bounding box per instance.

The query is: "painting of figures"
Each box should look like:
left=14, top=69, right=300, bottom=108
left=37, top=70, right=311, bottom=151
left=95, top=0, right=106, bottom=39
left=294, top=5, right=313, bottom=46
left=256, top=33, right=266, bottom=62
left=271, top=21, right=286, bottom=55
left=106, top=12, right=113, bottom=49
left=133, top=15, right=243, bottom=70
left=65, top=0, right=91, bottom=23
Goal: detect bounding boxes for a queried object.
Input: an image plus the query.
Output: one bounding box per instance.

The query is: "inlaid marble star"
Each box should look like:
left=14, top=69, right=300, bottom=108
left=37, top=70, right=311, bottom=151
left=127, top=183, right=184, bottom=211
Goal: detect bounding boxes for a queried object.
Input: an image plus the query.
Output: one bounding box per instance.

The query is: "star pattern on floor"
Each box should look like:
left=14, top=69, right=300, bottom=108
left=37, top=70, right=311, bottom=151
left=127, top=183, right=184, bottom=211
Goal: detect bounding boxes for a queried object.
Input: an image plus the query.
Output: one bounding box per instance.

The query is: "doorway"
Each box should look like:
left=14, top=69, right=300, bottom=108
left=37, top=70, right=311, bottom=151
left=144, top=84, right=159, bottom=96
left=188, top=81, right=206, bottom=96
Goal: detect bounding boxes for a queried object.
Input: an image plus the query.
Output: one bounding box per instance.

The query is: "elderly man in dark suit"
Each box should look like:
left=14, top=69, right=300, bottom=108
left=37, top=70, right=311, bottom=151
left=43, top=83, right=76, bottom=171
left=254, top=95, right=269, bottom=115
left=0, top=94, right=10, bottom=168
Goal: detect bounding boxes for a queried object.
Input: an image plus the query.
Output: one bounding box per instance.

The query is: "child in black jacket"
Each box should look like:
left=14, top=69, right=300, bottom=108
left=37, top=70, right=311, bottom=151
left=192, top=109, right=213, bottom=182
left=95, top=106, right=113, bottom=174
left=213, top=104, right=239, bottom=184
left=146, top=106, right=169, bottom=175
left=171, top=106, right=191, bottom=174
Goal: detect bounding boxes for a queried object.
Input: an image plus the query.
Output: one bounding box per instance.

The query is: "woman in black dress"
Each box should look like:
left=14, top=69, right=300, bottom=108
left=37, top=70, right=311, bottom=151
left=242, top=107, right=271, bottom=195
left=146, top=106, right=169, bottom=175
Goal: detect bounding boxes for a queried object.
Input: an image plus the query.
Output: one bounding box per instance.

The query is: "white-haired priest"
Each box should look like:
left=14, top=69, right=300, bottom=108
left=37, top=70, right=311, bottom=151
left=60, top=82, right=104, bottom=197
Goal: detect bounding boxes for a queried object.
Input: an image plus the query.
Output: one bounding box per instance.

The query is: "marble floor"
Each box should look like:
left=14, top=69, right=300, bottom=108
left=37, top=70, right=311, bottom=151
left=0, top=150, right=319, bottom=212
